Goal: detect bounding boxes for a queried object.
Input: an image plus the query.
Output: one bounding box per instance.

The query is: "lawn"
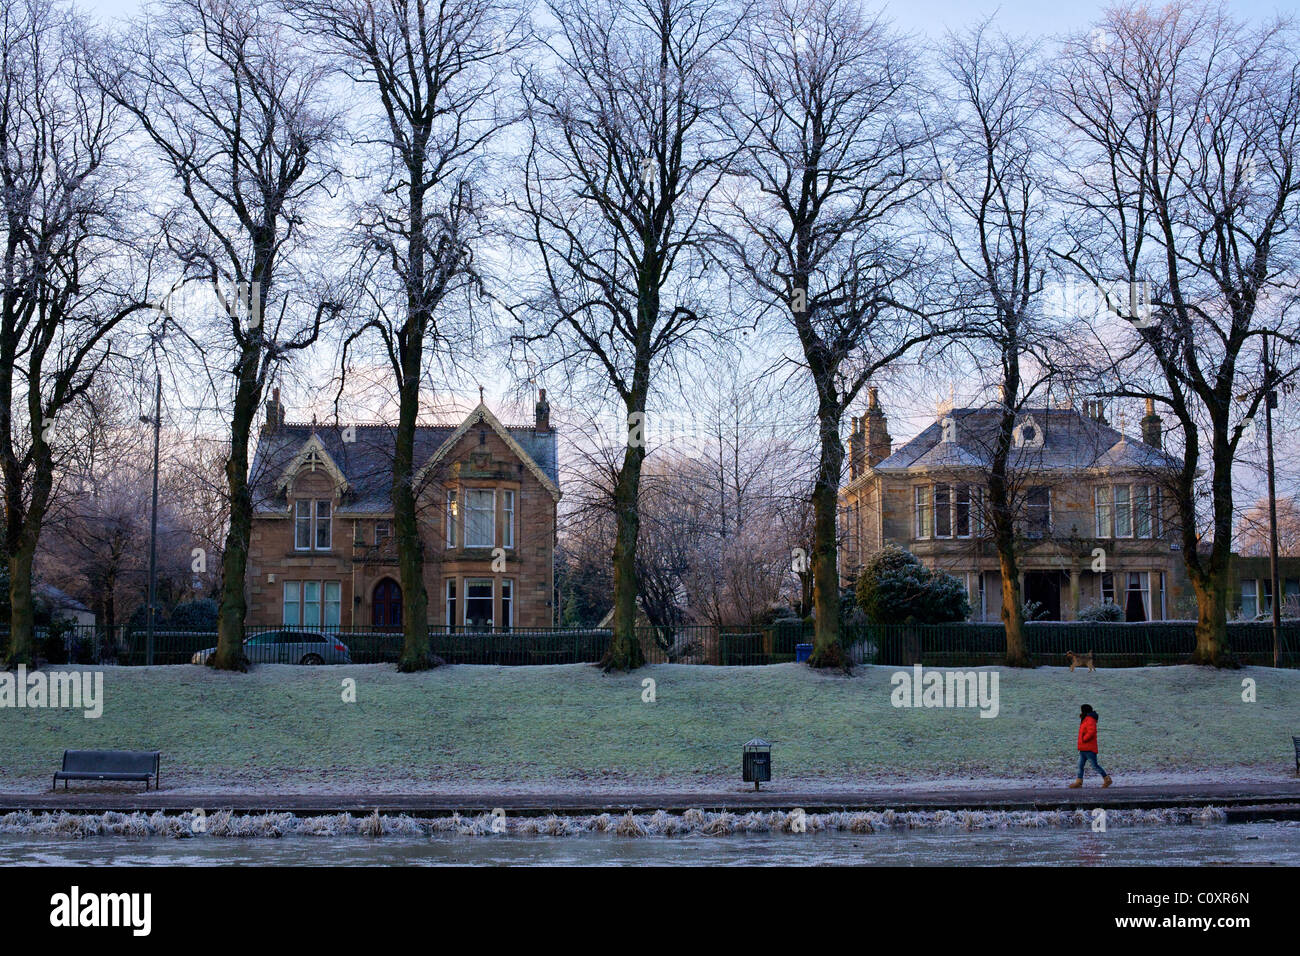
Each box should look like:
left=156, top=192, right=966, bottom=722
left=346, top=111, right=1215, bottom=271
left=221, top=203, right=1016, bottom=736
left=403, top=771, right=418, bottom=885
left=1, top=662, right=1296, bottom=791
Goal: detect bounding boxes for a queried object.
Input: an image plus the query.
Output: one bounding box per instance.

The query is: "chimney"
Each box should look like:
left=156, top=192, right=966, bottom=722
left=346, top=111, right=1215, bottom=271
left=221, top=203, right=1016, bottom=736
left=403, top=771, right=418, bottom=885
left=1140, top=397, right=1161, bottom=449
left=865, top=386, right=891, bottom=467
left=535, top=388, right=551, bottom=433
left=263, top=387, right=285, bottom=435
left=848, top=417, right=865, bottom=480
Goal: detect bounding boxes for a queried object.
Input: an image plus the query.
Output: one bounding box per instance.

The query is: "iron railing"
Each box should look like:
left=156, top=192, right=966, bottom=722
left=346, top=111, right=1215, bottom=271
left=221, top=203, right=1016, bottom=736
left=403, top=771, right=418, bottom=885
left=2, top=619, right=1296, bottom=667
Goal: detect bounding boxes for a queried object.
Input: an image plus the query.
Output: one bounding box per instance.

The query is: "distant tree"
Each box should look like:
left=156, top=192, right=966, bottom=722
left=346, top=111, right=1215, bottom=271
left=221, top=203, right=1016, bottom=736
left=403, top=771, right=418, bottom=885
left=1235, top=496, right=1300, bottom=557
left=1, top=0, right=153, bottom=666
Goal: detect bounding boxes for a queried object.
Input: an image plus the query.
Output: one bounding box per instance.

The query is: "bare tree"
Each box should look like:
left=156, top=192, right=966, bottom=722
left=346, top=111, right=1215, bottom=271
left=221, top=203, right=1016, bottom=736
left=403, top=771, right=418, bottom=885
left=923, top=22, right=1066, bottom=664
left=1053, top=1, right=1300, bottom=665
left=1237, top=495, right=1300, bottom=557
left=515, top=0, right=742, bottom=670
left=0, top=0, right=153, bottom=665
left=99, top=0, right=341, bottom=670
left=723, top=0, right=940, bottom=667
left=293, top=0, right=514, bottom=671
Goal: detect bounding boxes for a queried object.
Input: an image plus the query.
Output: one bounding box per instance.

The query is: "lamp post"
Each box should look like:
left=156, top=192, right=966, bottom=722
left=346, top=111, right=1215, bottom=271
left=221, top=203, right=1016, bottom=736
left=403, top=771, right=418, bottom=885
left=140, top=374, right=161, bottom=666
left=1262, top=333, right=1281, bottom=668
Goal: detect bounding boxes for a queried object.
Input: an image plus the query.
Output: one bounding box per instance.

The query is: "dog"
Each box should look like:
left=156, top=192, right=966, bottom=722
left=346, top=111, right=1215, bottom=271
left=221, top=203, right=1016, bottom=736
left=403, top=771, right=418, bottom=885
left=1066, top=650, right=1095, bottom=673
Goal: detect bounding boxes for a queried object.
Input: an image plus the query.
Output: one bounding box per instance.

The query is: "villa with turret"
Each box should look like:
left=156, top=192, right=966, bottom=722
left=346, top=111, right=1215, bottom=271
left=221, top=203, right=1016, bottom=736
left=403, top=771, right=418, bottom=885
left=839, top=390, right=1192, bottom=622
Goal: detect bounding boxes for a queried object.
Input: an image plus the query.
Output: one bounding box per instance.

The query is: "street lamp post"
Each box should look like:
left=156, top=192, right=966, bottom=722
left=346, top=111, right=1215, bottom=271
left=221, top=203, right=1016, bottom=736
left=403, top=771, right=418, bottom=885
left=1263, top=334, right=1281, bottom=668
left=141, top=375, right=162, bottom=667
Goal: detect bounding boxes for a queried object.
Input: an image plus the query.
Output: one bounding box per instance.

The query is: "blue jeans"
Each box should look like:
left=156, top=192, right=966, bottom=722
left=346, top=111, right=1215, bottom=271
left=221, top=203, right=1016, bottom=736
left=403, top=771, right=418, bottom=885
left=1078, top=751, right=1108, bottom=778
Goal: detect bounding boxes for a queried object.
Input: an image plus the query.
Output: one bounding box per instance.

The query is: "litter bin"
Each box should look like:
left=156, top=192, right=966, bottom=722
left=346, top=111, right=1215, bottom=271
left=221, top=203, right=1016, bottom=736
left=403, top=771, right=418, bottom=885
left=795, top=643, right=812, bottom=663
left=743, top=737, right=771, bottom=791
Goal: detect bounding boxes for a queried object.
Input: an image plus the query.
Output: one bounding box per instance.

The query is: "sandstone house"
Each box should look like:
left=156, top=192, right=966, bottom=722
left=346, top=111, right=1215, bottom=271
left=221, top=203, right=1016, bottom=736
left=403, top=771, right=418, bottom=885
left=246, top=390, right=560, bottom=631
left=839, top=390, right=1191, bottom=622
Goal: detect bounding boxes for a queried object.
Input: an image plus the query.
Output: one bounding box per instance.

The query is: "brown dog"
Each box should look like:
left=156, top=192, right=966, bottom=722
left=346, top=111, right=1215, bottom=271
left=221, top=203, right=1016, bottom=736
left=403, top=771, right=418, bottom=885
left=1066, top=650, right=1095, bottom=673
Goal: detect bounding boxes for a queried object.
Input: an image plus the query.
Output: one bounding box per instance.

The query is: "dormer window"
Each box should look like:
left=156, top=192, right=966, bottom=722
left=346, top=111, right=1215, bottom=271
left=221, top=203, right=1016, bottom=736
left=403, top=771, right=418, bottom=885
left=295, top=499, right=332, bottom=551
left=1013, top=416, right=1044, bottom=449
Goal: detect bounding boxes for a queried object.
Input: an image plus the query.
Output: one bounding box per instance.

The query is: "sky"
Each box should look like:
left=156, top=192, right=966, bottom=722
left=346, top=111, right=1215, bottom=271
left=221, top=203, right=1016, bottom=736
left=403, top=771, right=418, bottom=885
left=76, top=0, right=1300, bottom=515
left=80, top=0, right=1300, bottom=35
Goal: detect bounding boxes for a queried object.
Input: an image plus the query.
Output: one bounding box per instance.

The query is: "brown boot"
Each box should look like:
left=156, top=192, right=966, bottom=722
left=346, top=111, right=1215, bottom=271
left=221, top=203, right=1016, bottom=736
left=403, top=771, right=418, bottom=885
left=1068, top=779, right=1083, bottom=789
left=1102, top=775, right=1113, bottom=788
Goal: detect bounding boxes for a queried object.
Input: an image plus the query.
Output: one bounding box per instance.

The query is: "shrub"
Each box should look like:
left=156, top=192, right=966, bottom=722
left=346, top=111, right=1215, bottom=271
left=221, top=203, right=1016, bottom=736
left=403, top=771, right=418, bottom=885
left=1078, top=601, right=1124, bottom=623
left=855, top=545, right=970, bottom=625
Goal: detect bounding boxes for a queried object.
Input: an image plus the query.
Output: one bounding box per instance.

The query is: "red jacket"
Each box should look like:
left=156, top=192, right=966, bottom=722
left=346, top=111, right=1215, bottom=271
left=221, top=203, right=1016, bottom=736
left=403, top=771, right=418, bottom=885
left=1077, top=714, right=1098, bottom=753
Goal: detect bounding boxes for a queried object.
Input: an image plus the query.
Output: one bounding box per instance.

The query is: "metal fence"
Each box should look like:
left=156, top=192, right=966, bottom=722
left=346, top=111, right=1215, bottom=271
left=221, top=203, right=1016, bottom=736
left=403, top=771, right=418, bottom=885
left=3, top=619, right=1297, bottom=667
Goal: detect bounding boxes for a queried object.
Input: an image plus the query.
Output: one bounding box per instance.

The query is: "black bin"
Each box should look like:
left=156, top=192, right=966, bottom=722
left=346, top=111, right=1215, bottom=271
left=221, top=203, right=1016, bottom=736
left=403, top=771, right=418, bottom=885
left=743, top=737, right=772, bottom=791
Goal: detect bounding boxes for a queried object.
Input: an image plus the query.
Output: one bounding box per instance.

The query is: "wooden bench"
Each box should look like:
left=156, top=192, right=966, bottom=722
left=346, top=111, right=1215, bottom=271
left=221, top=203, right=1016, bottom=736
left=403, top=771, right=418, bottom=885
left=52, top=750, right=161, bottom=791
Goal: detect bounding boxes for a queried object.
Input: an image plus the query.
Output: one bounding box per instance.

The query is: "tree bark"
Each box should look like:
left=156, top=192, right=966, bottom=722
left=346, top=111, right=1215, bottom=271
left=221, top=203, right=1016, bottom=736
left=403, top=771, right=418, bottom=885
left=808, top=402, right=847, bottom=669
left=393, top=352, right=430, bottom=671
left=604, top=401, right=647, bottom=672
left=212, top=340, right=261, bottom=671
left=5, top=540, right=36, bottom=666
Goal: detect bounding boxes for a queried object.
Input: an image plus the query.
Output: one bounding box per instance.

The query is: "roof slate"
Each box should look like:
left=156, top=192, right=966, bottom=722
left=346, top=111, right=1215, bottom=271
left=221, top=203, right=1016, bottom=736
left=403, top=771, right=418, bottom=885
left=871, top=406, right=1180, bottom=475
left=249, top=415, right=559, bottom=516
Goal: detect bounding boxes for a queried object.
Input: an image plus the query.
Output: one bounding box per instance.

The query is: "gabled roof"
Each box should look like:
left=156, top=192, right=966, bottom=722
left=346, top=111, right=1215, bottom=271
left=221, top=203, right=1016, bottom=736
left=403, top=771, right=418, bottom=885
left=415, top=403, right=562, bottom=501
left=871, top=406, right=1181, bottom=476
left=275, top=433, right=349, bottom=495
left=249, top=404, right=560, bottom=515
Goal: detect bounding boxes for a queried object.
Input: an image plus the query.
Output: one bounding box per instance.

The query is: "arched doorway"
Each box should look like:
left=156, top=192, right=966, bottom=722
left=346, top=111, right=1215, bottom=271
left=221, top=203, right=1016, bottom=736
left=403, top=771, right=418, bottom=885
left=372, top=578, right=402, bottom=628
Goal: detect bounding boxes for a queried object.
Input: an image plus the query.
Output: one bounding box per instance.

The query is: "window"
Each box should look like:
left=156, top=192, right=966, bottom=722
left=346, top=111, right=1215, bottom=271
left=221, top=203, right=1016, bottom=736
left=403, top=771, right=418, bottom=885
left=466, top=490, right=495, bottom=548
left=295, top=500, right=331, bottom=551
left=1094, top=487, right=1112, bottom=538
left=914, top=486, right=931, bottom=539
left=283, top=581, right=300, bottom=626
left=1100, top=572, right=1115, bottom=606
left=1260, top=578, right=1273, bottom=617
left=324, top=581, right=341, bottom=627
left=375, top=520, right=391, bottom=546
left=1241, top=579, right=1258, bottom=618
left=1125, top=571, right=1150, bottom=622
left=446, top=490, right=458, bottom=547
left=503, top=490, right=515, bottom=549
left=295, top=500, right=312, bottom=550
left=955, top=485, right=972, bottom=538
left=446, top=579, right=457, bottom=629
left=314, top=501, right=331, bottom=549
left=1025, top=487, right=1051, bottom=537
left=465, top=578, right=493, bottom=628
left=283, top=580, right=341, bottom=627
left=934, top=485, right=952, bottom=538
left=1135, top=486, right=1152, bottom=538
left=501, top=579, right=514, bottom=630
left=1114, top=486, right=1132, bottom=537
left=302, top=581, right=321, bottom=627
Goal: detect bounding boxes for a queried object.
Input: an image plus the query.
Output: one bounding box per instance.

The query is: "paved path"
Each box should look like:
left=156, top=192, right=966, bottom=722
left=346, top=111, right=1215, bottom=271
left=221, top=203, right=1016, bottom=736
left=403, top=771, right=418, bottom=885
left=4, top=780, right=1299, bottom=815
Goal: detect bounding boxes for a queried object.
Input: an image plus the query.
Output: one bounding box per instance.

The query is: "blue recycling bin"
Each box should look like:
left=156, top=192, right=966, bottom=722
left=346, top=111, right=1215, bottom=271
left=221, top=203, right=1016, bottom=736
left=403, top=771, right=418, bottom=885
left=795, top=643, right=813, bottom=663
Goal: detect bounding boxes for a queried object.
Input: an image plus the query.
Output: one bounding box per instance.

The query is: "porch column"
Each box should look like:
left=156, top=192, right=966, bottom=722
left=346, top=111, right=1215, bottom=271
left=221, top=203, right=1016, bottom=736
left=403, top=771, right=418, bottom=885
left=1069, top=567, right=1080, bottom=621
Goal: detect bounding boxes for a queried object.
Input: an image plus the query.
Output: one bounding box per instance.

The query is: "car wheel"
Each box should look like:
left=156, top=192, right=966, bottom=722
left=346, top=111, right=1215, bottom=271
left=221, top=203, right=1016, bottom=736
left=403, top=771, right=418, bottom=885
left=300, top=654, right=324, bottom=665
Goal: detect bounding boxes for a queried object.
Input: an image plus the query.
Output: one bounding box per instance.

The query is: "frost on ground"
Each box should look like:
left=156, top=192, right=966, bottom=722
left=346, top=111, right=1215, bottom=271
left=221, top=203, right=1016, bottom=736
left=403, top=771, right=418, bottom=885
left=1, top=663, right=1295, bottom=793
left=0, top=806, right=1228, bottom=839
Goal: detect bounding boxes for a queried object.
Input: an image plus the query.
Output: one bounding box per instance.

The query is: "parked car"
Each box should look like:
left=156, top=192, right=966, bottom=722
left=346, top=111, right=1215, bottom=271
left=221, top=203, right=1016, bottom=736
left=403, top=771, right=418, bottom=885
left=191, top=630, right=352, bottom=665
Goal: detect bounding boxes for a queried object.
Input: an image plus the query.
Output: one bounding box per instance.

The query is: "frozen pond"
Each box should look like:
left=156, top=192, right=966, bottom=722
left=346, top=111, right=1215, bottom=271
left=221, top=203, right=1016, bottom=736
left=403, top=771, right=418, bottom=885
left=3, top=821, right=1298, bottom=866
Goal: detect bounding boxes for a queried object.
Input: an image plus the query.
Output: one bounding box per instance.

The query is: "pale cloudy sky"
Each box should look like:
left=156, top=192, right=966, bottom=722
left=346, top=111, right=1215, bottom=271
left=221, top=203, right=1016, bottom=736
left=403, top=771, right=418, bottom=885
left=80, top=0, right=1300, bottom=34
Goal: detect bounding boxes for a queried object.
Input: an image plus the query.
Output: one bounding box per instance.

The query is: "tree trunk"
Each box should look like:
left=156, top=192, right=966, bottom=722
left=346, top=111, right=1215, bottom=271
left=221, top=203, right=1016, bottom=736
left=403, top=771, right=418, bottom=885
left=212, top=360, right=258, bottom=671
left=997, top=542, right=1028, bottom=666
left=5, top=540, right=36, bottom=667
left=1189, top=568, right=1231, bottom=665
left=393, top=366, right=431, bottom=671
left=604, top=427, right=646, bottom=672
left=808, top=404, right=847, bottom=669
